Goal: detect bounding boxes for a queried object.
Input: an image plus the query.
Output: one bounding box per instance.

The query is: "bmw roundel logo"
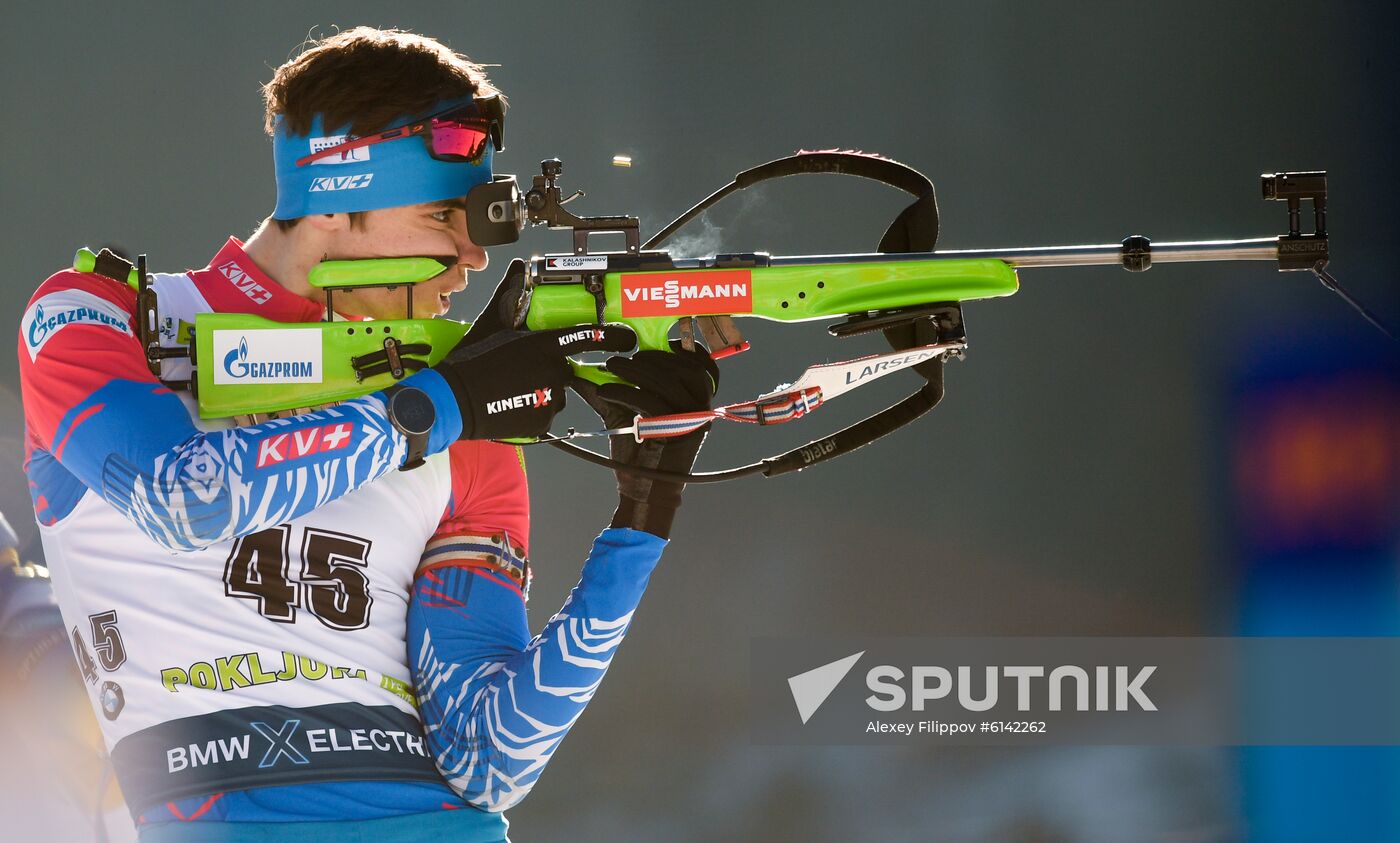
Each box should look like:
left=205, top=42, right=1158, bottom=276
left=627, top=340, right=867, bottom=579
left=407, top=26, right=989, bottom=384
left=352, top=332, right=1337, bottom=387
left=100, top=680, right=125, bottom=721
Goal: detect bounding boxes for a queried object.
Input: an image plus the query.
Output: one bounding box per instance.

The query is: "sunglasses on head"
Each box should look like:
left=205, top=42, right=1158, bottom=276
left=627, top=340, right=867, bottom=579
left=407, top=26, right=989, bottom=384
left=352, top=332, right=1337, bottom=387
left=295, top=95, right=505, bottom=167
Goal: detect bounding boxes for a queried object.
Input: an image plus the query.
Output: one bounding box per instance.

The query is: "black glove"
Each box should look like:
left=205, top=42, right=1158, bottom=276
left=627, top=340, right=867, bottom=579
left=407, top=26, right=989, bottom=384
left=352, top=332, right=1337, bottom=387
left=575, top=342, right=719, bottom=539
left=435, top=260, right=636, bottom=440
left=459, top=259, right=528, bottom=343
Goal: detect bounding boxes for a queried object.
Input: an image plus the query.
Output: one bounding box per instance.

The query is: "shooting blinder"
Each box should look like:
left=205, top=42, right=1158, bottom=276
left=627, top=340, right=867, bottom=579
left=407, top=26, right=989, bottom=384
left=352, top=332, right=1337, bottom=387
left=466, top=175, right=526, bottom=246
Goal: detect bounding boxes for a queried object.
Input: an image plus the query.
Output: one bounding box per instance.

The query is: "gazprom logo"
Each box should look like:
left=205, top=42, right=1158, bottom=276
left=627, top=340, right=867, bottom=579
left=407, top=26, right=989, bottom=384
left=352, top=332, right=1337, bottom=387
left=222, top=336, right=246, bottom=378
left=28, top=304, right=48, bottom=346
left=21, top=290, right=133, bottom=361
left=27, top=302, right=129, bottom=346
left=221, top=336, right=313, bottom=380
left=309, top=174, right=374, bottom=192
left=212, top=329, right=323, bottom=385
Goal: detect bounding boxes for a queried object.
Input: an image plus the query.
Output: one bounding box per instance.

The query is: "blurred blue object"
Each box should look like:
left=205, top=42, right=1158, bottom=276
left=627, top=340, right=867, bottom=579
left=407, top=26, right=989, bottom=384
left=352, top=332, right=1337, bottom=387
left=1225, top=324, right=1400, bottom=843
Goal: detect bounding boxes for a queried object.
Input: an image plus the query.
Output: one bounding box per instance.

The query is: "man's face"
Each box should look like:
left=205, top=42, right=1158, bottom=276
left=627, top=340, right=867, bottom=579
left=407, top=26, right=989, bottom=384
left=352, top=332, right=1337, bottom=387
left=323, top=198, right=487, bottom=320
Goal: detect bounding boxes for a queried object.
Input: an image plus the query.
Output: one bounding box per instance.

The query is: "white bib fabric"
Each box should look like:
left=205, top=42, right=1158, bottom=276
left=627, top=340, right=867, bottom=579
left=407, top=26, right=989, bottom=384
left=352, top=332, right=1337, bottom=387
left=39, top=270, right=456, bottom=809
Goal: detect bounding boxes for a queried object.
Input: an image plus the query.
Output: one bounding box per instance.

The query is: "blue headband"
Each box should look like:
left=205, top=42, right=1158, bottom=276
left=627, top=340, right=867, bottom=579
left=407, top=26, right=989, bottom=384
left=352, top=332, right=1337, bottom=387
left=272, top=96, right=494, bottom=218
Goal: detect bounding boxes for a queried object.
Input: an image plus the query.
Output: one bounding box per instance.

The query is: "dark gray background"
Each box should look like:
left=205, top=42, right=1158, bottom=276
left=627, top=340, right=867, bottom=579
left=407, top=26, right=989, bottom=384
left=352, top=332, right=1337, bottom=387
left=2, top=1, right=1396, bottom=840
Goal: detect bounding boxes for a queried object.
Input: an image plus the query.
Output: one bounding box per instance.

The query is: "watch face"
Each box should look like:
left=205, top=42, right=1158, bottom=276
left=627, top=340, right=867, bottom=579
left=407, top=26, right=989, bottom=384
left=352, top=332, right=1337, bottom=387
left=390, top=387, right=436, bottom=436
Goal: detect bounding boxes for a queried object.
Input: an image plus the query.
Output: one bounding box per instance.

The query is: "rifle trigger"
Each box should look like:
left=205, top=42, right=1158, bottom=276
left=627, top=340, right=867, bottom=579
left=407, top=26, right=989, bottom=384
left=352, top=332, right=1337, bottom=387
left=697, top=316, right=748, bottom=358
left=584, top=272, right=607, bottom=325
left=678, top=317, right=696, bottom=352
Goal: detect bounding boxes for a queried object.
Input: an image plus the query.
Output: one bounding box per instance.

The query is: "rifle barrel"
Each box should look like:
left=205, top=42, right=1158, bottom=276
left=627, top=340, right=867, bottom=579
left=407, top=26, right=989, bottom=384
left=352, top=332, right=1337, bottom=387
left=768, top=237, right=1280, bottom=269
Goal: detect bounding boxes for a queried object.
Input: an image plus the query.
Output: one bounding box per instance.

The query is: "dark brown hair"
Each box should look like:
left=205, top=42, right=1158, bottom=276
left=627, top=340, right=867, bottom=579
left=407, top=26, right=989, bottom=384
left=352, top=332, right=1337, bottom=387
left=264, top=27, right=501, bottom=228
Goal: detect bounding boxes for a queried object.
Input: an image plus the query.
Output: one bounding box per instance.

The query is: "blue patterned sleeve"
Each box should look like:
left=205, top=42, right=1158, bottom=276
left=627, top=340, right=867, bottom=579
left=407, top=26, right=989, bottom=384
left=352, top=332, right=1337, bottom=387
left=18, top=270, right=466, bottom=552
left=57, top=369, right=462, bottom=552
left=408, top=527, right=666, bottom=811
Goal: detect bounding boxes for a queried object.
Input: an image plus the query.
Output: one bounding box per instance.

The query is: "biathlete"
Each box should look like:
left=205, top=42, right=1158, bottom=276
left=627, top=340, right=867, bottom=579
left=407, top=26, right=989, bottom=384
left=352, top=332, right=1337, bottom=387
left=17, top=26, right=716, bottom=842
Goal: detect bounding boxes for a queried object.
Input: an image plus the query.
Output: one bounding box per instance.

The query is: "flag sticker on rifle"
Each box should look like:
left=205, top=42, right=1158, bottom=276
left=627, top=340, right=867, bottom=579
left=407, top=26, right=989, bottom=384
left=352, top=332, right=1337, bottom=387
left=618, top=269, right=753, bottom=317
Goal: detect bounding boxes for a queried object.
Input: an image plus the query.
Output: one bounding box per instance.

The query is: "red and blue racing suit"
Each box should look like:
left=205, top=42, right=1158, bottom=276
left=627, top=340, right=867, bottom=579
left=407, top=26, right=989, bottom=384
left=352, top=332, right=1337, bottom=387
left=17, top=239, right=669, bottom=840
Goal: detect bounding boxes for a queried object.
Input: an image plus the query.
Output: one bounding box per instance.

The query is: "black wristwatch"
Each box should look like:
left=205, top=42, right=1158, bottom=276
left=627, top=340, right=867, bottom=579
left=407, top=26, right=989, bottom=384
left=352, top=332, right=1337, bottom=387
left=383, top=385, right=436, bottom=471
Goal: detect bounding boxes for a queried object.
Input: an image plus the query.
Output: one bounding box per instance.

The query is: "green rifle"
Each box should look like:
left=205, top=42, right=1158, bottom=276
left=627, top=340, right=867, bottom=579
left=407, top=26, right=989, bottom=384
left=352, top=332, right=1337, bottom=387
left=77, top=153, right=1380, bottom=480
